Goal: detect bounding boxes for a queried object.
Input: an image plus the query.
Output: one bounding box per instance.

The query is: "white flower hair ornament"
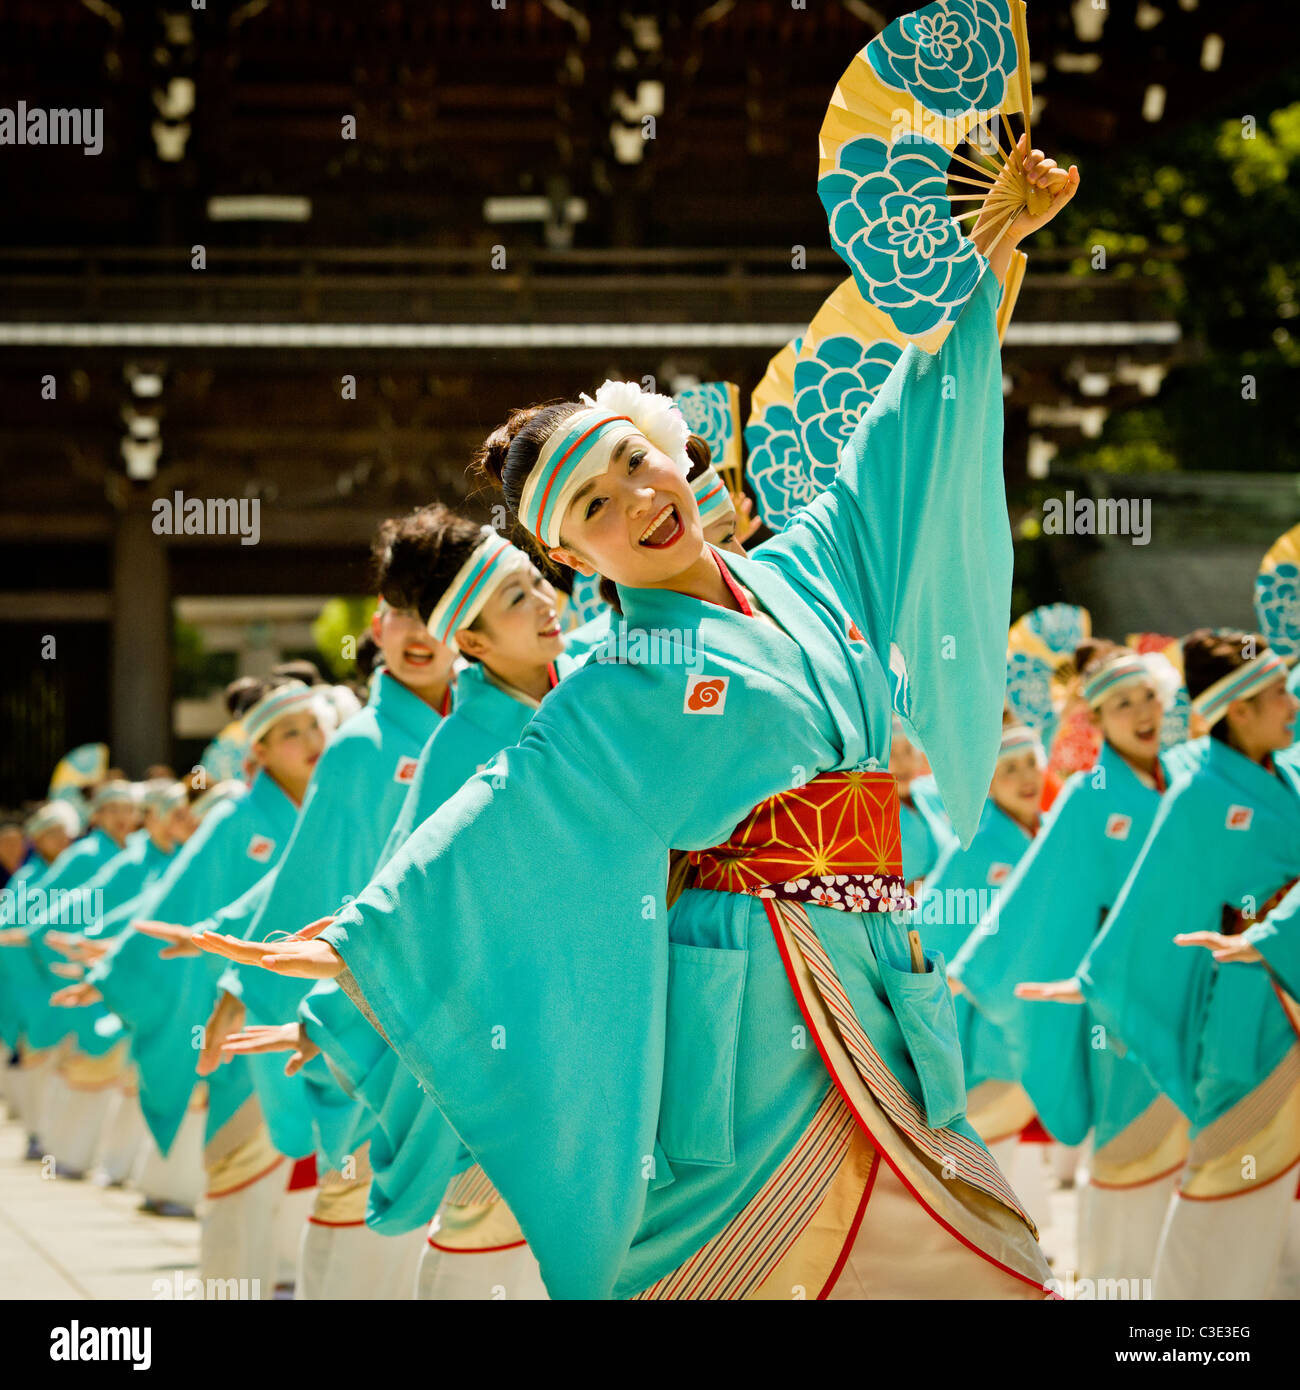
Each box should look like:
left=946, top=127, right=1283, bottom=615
left=583, top=380, right=691, bottom=473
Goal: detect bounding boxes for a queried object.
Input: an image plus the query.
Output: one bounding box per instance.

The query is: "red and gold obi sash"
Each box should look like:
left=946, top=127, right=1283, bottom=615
left=689, top=770, right=913, bottom=914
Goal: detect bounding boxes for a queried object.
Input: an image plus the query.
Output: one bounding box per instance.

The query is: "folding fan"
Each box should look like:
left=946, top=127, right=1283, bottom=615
left=47, top=742, right=109, bottom=795
left=1005, top=604, right=1092, bottom=761
left=817, top=0, right=1044, bottom=344
left=1254, top=523, right=1300, bottom=662
left=674, top=382, right=743, bottom=494
left=564, top=569, right=608, bottom=631
left=198, top=721, right=249, bottom=785
left=743, top=337, right=810, bottom=531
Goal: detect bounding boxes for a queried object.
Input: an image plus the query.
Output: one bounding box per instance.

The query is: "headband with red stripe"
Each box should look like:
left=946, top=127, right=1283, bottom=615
left=425, top=527, right=533, bottom=652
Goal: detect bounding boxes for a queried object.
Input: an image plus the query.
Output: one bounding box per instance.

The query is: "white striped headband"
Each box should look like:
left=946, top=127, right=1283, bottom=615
left=424, top=527, right=533, bottom=652
left=1191, top=650, right=1289, bottom=726
left=25, top=801, right=81, bottom=838
left=1081, top=653, right=1153, bottom=709
left=997, top=725, right=1044, bottom=764
left=518, top=408, right=641, bottom=548
left=142, top=780, right=188, bottom=816
left=90, top=780, right=137, bottom=812
left=241, top=681, right=319, bottom=744
left=692, top=465, right=732, bottom=526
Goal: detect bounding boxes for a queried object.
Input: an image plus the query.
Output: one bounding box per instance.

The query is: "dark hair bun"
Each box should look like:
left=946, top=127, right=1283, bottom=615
left=1073, top=637, right=1124, bottom=681
left=1182, top=627, right=1267, bottom=701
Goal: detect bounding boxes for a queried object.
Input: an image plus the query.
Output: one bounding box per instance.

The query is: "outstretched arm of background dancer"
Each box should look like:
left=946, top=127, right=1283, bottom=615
left=1014, top=979, right=1085, bottom=1004
left=193, top=928, right=343, bottom=980
left=1174, top=932, right=1262, bottom=964
left=220, top=1021, right=321, bottom=1076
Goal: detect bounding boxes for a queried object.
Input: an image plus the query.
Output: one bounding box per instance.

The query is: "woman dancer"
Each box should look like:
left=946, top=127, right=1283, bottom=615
left=226, top=506, right=573, bottom=1299
left=1036, top=630, right=1299, bottom=1297
left=954, top=644, right=1192, bottom=1282
left=197, top=146, right=1079, bottom=1301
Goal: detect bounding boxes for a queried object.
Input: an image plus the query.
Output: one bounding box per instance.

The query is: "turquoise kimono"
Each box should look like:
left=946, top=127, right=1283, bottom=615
left=304, top=654, right=579, bottom=1230
left=919, top=799, right=1035, bottom=1093
left=1079, top=738, right=1300, bottom=1135
left=900, top=771, right=957, bottom=882
left=949, top=743, right=1176, bottom=1146
left=12, top=829, right=125, bottom=1052
left=0, top=857, right=56, bottom=1049
left=322, top=269, right=1019, bottom=1298
left=89, top=775, right=299, bottom=1155
left=221, top=668, right=443, bottom=1164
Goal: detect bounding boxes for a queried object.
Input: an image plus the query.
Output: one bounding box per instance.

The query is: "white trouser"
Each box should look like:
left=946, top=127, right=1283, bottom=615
left=416, top=1225, right=549, bottom=1301
left=1153, top=1172, right=1298, bottom=1299
left=1267, top=1198, right=1300, bottom=1300
left=132, top=1106, right=205, bottom=1210
left=274, top=1183, right=316, bottom=1289
left=91, top=1085, right=146, bottom=1185
left=298, top=1221, right=425, bottom=1300
left=14, top=1047, right=60, bottom=1141
left=1051, top=1142, right=1083, bottom=1186
left=199, top=1160, right=284, bottom=1299
left=1078, top=1174, right=1178, bottom=1284
left=41, top=1072, right=116, bottom=1175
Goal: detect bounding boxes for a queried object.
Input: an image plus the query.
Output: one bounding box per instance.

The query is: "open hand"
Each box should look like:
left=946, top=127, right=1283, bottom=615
left=193, top=930, right=344, bottom=981
left=1174, top=932, right=1263, bottom=965
left=1014, top=978, right=1085, bottom=1005
left=221, top=1022, right=321, bottom=1077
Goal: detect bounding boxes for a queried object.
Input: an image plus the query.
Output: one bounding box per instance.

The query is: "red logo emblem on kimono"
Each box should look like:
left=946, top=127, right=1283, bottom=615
left=1104, top=813, right=1132, bottom=841
left=684, top=675, right=729, bottom=715
left=1226, top=805, right=1253, bottom=831
left=246, top=835, right=275, bottom=863
left=846, top=618, right=865, bottom=643
left=987, top=862, right=1012, bottom=886
left=394, top=755, right=419, bottom=785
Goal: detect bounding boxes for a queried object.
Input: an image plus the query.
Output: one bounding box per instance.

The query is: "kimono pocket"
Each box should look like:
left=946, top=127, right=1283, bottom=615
left=876, top=948, right=966, bottom=1131
left=658, top=943, right=748, bottom=1167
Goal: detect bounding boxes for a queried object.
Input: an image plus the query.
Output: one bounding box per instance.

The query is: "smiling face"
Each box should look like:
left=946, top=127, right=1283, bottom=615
left=32, top=825, right=72, bottom=864
left=455, top=563, right=564, bottom=670
left=1226, top=674, right=1300, bottom=756
left=990, top=749, right=1044, bottom=829
left=546, top=433, right=706, bottom=589
left=0, top=825, right=24, bottom=874
left=1094, top=678, right=1163, bottom=768
left=163, top=801, right=199, bottom=847
left=253, top=708, right=325, bottom=788
left=371, top=604, right=456, bottom=697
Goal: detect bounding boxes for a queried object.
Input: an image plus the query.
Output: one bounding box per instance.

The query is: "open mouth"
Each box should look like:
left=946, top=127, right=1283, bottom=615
left=403, top=645, right=436, bottom=668
left=639, top=504, right=684, bottom=549
left=538, top=619, right=561, bottom=639
left=1134, top=725, right=1157, bottom=742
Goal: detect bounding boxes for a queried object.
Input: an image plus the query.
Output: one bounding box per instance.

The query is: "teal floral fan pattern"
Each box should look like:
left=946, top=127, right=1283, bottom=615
left=868, top=0, right=1016, bottom=116
left=1005, top=651, right=1057, bottom=742
left=674, top=383, right=736, bottom=468
left=818, top=135, right=987, bottom=338
left=794, top=335, right=903, bottom=485
left=1160, top=683, right=1193, bottom=750
left=1021, top=603, right=1089, bottom=661
left=1255, top=562, right=1300, bottom=661
left=566, top=569, right=609, bottom=630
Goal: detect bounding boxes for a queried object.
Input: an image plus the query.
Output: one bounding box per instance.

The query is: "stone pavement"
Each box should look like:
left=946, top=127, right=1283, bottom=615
left=0, top=1112, right=199, bottom=1301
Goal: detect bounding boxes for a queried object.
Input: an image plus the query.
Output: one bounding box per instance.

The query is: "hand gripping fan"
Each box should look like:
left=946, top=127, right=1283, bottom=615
left=1254, top=523, right=1300, bottom=662
left=817, top=0, right=1043, bottom=343
left=673, top=381, right=744, bottom=499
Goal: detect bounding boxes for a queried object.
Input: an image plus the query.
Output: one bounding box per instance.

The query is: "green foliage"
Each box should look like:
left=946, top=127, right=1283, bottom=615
left=311, top=597, right=376, bottom=679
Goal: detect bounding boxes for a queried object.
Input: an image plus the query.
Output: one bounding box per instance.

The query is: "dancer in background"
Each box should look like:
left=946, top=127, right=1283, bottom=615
left=197, top=145, right=1079, bottom=1300
left=1042, top=630, right=1299, bottom=1298
left=196, top=512, right=455, bottom=1300
left=225, top=502, right=574, bottom=1299
left=954, top=644, right=1191, bottom=1282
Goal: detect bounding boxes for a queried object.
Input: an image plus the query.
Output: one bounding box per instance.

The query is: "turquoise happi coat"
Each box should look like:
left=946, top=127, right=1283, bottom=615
left=1079, top=738, right=1300, bottom=1134
left=220, top=667, right=443, bottom=1164
left=901, top=771, right=957, bottom=882
left=918, top=798, right=1035, bottom=1094
left=950, top=742, right=1184, bottom=1146
left=11, top=828, right=127, bottom=1052
left=322, top=268, right=1016, bottom=1299
left=89, top=774, right=299, bottom=1154
left=304, top=652, right=582, bottom=1230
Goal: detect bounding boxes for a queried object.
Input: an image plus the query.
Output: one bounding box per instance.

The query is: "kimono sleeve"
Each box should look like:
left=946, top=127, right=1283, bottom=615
left=759, top=268, right=1009, bottom=844
left=322, top=717, right=673, bottom=1301
left=1077, top=786, right=1214, bottom=1118
left=951, top=781, right=1099, bottom=1143
left=1243, top=879, right=1300, bottom=1001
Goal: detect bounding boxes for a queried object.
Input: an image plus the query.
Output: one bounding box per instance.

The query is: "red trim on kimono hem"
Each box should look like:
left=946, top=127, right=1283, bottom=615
left=206, top=1154, right=286, bottom=1201
left=1087, top=1158, right=1185, bottom=1193
left=763, top=900, right=1052, bottom=1296
left=427, top=1237, right=528, bottom=1254
left=817, top=1148, right=881, bottom=1299
left=307, top=1216, right=367, bottom=1228
left=1176, top=1153, right=1300, bottom=1203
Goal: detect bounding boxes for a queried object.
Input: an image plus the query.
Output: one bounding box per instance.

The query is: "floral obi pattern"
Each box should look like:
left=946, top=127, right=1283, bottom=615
left=690, top=769, right=914, bottom=914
